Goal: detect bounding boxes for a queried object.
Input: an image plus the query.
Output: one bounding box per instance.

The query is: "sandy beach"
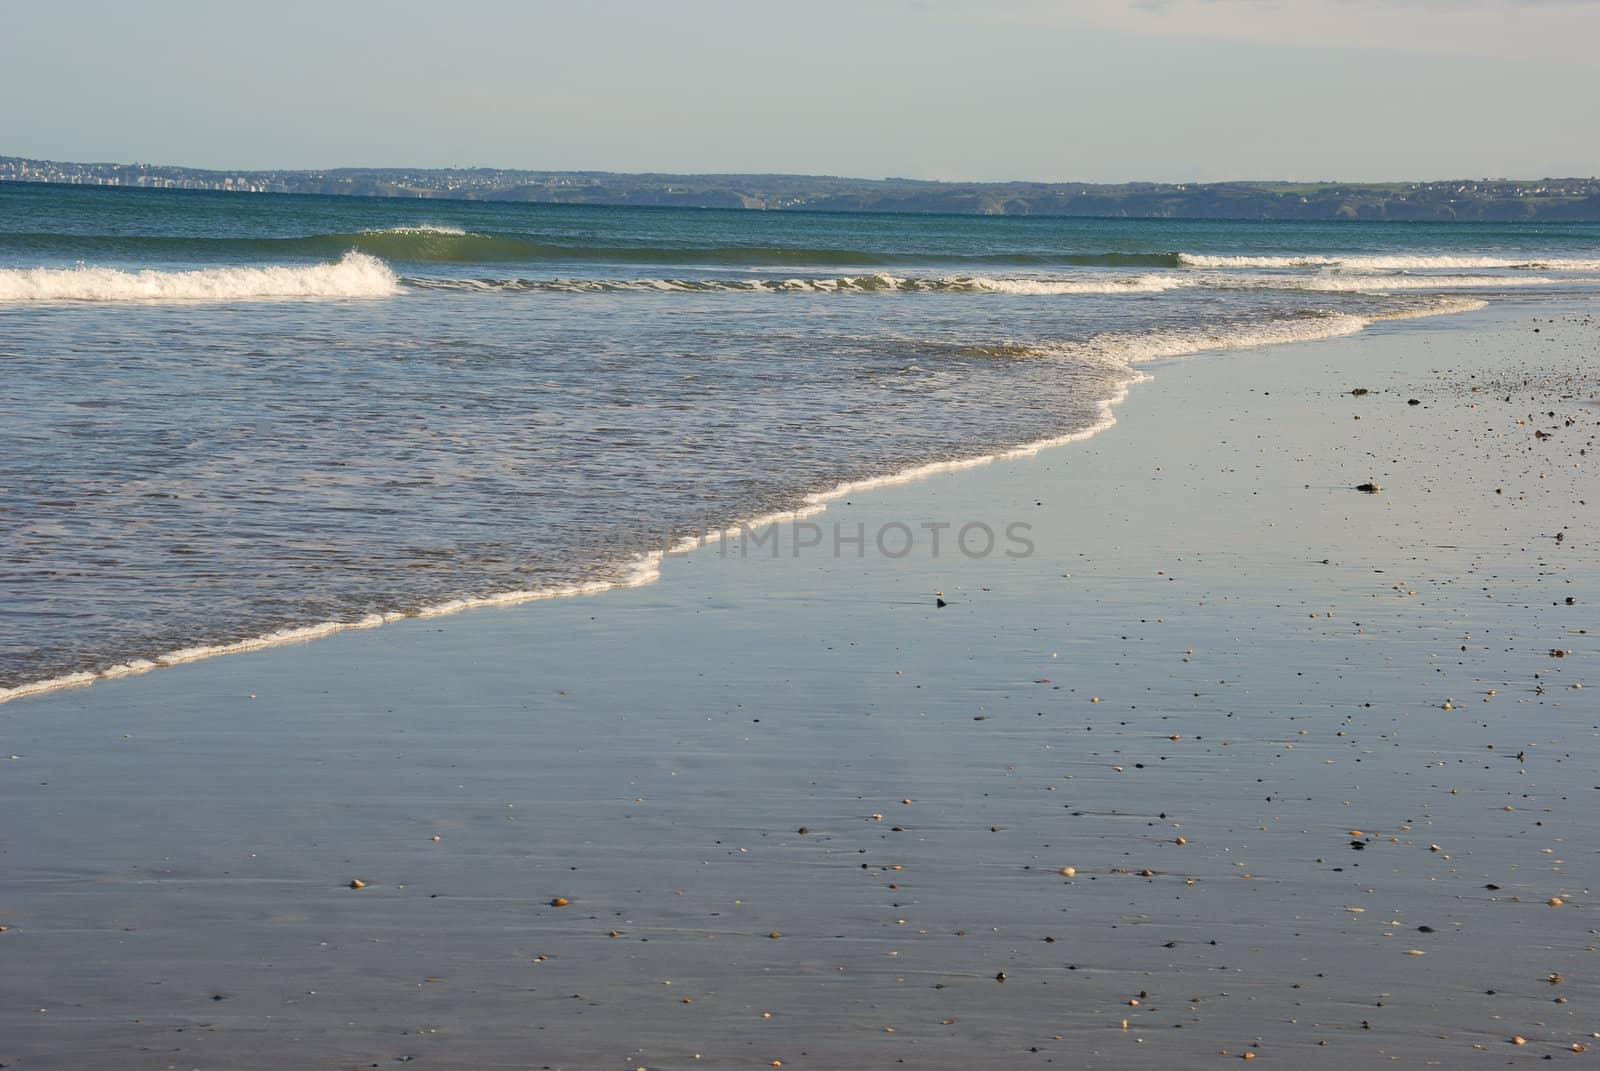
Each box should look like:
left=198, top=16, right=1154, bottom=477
left=2, top=299, right=1595, bottom=1069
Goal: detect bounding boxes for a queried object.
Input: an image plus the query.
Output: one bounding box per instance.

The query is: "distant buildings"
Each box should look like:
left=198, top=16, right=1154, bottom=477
left=3, top=155, right=1599, bottom=220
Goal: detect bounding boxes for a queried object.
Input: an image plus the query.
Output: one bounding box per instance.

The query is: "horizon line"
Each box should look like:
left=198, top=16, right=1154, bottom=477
left=4, top=152, right=1597, bottom=188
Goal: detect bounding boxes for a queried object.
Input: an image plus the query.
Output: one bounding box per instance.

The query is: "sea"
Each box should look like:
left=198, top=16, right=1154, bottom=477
left=2, top=181, right=1597, bottom=700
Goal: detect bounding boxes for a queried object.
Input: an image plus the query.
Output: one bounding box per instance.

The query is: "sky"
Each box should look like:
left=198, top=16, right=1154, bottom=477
left=3, top=0, right=1597, bottom=183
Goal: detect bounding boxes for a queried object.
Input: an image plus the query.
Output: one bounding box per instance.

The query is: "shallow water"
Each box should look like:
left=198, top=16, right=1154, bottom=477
left=2, top=183, right=1596, bottom=694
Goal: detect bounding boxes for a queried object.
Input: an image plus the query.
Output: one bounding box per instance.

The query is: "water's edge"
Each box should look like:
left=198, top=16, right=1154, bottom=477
left=0, top=296, right=1495, bottom=707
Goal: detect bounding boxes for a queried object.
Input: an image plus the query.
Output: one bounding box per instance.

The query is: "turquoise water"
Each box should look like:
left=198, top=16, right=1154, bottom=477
left=2, top=183, right=1597, bottom=693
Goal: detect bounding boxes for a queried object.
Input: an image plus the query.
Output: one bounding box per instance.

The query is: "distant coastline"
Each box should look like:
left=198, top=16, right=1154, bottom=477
left=5, top=154, right=1600, bottom=221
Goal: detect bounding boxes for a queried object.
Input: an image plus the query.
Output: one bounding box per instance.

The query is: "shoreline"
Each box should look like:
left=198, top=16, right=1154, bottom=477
left=2, top=295, right=1593, bottom=1069
left=0, top=295, right=1487, bottom=710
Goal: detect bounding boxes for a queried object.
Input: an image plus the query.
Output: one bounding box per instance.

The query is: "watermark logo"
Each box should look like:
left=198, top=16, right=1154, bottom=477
left=583, top=518, right=1035, bottom=560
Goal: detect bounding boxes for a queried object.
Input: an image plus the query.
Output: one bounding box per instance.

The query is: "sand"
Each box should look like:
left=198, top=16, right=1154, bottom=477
left=1, top=300, right=1594, bottom=1069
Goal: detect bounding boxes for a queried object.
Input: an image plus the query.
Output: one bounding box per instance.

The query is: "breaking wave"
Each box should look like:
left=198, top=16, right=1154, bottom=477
left=407, top=272, right=1194, bottom=295
left=0, top=228, right=1189, bottom=268
left=0, top=251, right=400, bottom=303
left=1221, top=273, right=1600, bottom=292
left=1178, top=253, right=1600, bottom=271
left=407, top=271, right=1593, bottom=297
left=1048, top=297, right=1488, bottom=366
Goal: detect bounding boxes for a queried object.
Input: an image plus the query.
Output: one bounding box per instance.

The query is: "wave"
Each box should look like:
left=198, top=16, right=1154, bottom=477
left=1179, top=253, right=1600, bottom=271
left=0, top=228, right=1189, bottom=268
left=7, top=257, right=1543, bottom=306
left=1223, top=273, right=1600, bottom=292
left=1047, top=297, right=1487, bottom=366
left=0, top=251, right=399, bottom=303
left=407, top=270, right=1582, bottom=297
left=374, top=224, right=466, bottom=236
left=407, top=272, right=1193, bottom=295
left=6, top=229, right=1600, bottom=275
left=0, top=293, right=1488, bottom=708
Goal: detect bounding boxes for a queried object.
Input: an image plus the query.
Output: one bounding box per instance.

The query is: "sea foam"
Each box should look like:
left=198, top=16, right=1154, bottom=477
left=409, top=270, right=1582, bottom=297
left=411, top=272, right=1193, bottom=295
left=1179, top=253, right=1600, bottom=272
left=367, top=224, right=467, bottom=236
left=0, top=251, right=401, bottom=303
left=1246, top=274, right=1597, bottom=292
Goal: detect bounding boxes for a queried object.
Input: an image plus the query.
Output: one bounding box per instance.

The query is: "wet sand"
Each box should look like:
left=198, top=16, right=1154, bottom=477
left=1, top=300, right=1595, bottom=1069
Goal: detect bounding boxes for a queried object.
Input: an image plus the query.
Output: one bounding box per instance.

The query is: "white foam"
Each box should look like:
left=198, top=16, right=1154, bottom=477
left=1054, top=297, right=1487, bottom=365
left=0, top=558, right=665, bottom=706
left=366, top=224, right=467, bottom=236
left=421, top=272, right=1191, bottom=295
left=0, top=294, right=1487, bottom=708
left=663, top=373, right=1149, bottom=560
left=949, top=274, right=1191, bottom=295
left=1180, top=253, right=1600, bottom=272
left=0, top=251, right=401, bottom=303
left=1247, top=274, right=1599, bottom=292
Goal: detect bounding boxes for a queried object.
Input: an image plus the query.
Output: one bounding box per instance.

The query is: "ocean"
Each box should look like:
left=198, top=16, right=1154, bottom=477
left=2, top=181, right=1597, bottom=699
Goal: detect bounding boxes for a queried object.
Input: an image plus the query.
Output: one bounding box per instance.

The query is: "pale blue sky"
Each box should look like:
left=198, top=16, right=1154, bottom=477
left=4, top=0, right=1597, bottom=182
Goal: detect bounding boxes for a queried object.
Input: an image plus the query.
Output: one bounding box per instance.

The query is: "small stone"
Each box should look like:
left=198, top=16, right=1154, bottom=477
left=348, top=879, right=366, bottom=889
left=1059, top=867, right=1076, bottom=877
left=550, top=897, right=570, bottom=907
